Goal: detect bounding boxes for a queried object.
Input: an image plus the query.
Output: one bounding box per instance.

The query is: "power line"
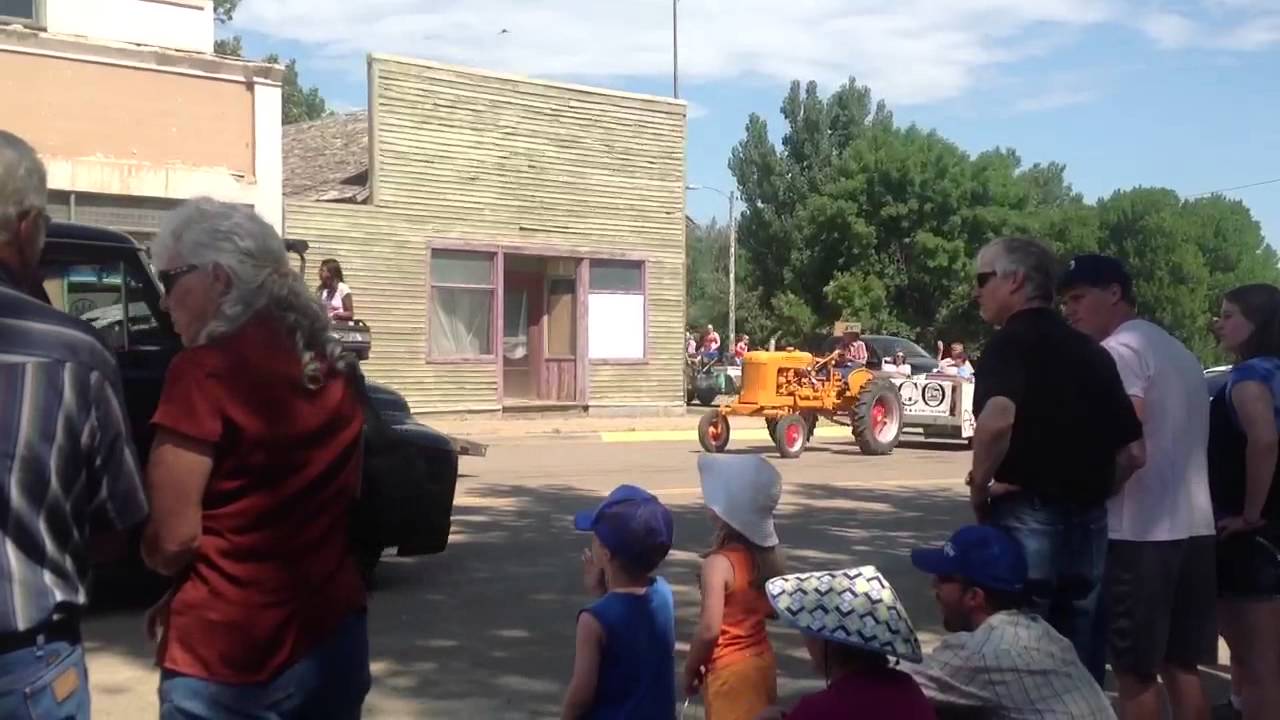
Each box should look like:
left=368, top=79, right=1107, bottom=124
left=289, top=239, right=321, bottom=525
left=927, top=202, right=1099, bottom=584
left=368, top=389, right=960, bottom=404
left=1186, top=177, right=1280, bottom=198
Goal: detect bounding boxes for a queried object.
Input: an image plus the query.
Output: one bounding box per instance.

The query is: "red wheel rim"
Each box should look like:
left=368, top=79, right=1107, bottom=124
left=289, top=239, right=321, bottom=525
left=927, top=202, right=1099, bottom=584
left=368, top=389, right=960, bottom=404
left=708, top=421, right=722, bottom=443
left=785, top=423, right=802, bottom=449
left=872, top=402, right=887, bottom=434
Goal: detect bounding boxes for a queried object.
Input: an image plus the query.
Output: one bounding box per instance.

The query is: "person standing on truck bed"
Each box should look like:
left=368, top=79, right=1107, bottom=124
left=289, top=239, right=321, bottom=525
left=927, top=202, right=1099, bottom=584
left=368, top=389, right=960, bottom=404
left=967, top=235, right=1145, bottom=684
left=0, top=130, right=148, bottom=719
left=142, top=198, right=369, bottom=719
left=318, top=258, right=354, bottom=321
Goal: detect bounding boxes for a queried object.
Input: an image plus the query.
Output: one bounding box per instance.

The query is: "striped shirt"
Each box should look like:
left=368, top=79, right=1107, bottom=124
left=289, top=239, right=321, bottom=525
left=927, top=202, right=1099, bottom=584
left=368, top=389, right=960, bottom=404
left=0, top=268, right=147, bottom=632
left=904, top=610, right=1116, bottom=719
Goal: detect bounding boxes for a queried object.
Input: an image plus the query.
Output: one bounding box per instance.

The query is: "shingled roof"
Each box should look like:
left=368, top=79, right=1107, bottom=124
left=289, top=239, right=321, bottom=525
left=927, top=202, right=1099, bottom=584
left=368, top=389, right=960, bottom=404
left=282, top=111, right=370, bottom=202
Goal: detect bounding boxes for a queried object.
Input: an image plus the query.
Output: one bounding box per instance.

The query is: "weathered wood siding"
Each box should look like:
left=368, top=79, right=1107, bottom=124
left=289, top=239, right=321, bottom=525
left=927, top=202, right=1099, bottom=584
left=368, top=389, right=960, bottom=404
left=369, top=55, right=687, bottom=407
left=284, top=201, right=499, bottom=413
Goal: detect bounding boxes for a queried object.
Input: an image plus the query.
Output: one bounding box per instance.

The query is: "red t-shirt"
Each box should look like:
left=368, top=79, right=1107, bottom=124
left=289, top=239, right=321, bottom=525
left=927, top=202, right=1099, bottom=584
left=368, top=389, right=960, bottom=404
left=787, top=668, right=936, bottom=719
left=152, top=314, right=366, bottom=683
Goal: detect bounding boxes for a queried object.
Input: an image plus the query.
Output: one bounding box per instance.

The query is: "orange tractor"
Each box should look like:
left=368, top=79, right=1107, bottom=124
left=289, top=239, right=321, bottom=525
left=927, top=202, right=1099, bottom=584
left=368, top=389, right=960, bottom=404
left=697, top=349, right=903, bottom=458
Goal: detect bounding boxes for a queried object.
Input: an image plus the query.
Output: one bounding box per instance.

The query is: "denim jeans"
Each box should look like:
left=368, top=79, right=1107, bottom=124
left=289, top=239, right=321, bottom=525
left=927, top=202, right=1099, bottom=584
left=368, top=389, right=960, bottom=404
left=159, top=611, right=370, bottom=720
left=0, top=641, right=90, bottom=720
left=990, top=494, right=1109, bottom=683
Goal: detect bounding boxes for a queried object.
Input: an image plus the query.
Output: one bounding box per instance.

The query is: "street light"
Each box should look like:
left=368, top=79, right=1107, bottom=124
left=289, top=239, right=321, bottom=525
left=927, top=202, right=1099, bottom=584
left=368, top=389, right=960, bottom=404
left=672, top=0, right=679, bottom=98
left=687, top=183, right=737, bottom=344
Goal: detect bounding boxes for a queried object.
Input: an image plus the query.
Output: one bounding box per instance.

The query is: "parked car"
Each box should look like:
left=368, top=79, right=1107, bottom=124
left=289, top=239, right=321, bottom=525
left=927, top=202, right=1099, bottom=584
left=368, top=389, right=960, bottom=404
left=38, top=221, right=480, bottom=585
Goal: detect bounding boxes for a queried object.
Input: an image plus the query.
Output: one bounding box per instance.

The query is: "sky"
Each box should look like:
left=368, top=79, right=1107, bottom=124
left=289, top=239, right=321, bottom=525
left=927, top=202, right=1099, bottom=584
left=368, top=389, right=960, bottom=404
left=227, top=0, right=1280, bottom=245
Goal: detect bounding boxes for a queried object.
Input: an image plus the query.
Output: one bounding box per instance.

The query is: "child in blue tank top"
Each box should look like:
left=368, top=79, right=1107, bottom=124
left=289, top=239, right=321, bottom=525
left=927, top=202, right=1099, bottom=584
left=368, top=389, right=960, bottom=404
left=562, top=485, right=677, bottom=720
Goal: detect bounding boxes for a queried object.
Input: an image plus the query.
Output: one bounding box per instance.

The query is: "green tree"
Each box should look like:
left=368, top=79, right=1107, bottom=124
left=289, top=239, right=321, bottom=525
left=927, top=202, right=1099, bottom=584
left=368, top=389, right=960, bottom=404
left=721, top=77, right=1275, bottom=362
left=213, top=0, right=242, bottom=56
left=263, top=53, right=332, bottom=124
left=211, top=2, right=330, bottom=124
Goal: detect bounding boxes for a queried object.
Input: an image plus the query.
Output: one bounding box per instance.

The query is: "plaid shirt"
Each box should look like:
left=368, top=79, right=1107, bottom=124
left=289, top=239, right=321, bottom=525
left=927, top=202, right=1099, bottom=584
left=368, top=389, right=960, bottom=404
left=0, top=268, right=147, bottom=632
left=905, top=611, right=1116, bottom=719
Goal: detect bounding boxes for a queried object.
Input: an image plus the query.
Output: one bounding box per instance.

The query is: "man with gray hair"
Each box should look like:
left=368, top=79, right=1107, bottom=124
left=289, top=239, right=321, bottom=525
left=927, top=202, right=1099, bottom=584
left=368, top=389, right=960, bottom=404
left=0, top=131, right=147, bottom=717
left=966, top=235, right=1144, bottom=684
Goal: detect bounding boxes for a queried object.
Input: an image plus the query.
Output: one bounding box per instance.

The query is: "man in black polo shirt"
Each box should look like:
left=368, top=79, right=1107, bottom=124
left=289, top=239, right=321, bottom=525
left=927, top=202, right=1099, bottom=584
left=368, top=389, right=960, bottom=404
left=967, top=235, right=1145, bottom=684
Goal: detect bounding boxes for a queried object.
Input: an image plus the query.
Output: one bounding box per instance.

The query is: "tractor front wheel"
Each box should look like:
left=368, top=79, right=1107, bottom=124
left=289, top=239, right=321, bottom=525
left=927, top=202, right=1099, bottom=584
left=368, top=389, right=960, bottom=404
left=699, top=412, right=731, bottom=453
left=851, top=379, right=903, bottom=455
left=774, top=414, right=808, bottom=459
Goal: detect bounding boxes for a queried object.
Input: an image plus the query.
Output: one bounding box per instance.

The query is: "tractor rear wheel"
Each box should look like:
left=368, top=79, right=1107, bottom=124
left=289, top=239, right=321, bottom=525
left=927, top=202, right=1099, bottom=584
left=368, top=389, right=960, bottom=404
left=851, top=379, right=903, bottom=455
left=698, top=412, right=731, bottom=453
left=774, top=414, right=808, bottom=459
left=695, top=384, right=719, bottom=407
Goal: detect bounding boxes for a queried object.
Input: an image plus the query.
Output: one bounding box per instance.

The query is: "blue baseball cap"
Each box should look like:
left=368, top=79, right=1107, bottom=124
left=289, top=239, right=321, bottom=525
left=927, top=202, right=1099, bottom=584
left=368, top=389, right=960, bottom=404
left=573, top=485, right=674, bottom=572
left=910, top=525, right=1028, bottom=593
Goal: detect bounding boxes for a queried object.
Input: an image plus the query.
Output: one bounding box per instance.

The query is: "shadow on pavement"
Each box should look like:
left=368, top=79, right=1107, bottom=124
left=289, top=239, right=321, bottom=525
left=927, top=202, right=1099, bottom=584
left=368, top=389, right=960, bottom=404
left=351, top=480, right=970, bottom=718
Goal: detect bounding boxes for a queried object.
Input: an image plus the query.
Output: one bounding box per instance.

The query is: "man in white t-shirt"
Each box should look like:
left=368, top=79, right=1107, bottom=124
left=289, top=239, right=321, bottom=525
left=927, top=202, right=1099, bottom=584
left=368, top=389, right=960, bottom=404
left=1060, top=255, right=1215, bottom=720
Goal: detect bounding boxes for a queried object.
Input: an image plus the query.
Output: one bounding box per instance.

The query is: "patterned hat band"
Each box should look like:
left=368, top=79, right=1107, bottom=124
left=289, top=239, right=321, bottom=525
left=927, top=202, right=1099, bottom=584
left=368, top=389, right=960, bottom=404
left=765, top=565, right=924, bottom=663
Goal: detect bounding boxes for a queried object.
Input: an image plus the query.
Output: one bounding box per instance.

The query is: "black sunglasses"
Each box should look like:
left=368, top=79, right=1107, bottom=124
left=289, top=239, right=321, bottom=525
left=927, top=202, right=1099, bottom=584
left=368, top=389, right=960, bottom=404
left=157, top=264, right=199, bottom=294
left=975, top=271, right=998, bottom=289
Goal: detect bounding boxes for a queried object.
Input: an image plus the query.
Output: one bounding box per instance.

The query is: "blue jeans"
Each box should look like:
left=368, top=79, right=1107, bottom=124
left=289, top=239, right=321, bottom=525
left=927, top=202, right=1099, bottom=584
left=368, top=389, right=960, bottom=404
left=0, top=641, right=90, bottom=720
left=990, top=495, right=1109, bottom=683
left=159, top=611, right=370, bottom=720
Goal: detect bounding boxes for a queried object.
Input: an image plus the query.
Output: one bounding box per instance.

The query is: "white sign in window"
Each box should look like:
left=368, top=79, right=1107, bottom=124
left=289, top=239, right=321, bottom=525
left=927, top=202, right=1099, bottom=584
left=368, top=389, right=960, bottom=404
left=588, top=293, right=644, bottom=359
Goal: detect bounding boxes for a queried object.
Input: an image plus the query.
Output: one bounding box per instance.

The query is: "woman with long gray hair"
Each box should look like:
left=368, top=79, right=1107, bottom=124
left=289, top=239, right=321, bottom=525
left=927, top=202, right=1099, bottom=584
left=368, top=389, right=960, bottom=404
left=140, top=197, right=369, bottom=718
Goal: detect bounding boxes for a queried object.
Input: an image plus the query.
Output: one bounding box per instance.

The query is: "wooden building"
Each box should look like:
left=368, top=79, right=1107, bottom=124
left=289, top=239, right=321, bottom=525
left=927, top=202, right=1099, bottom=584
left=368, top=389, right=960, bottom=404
left=284, top=54, right=688, bottom=415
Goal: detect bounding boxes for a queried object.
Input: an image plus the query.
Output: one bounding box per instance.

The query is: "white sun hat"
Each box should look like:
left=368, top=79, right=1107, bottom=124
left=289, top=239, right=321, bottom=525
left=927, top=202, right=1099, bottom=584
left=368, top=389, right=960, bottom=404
left=765, top=565, right=923, bottom=663
left=697, top=454, right=782, bottom=548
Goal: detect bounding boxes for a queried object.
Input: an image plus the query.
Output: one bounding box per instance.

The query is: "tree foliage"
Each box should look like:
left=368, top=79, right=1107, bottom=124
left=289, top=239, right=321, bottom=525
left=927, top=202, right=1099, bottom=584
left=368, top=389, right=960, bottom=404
left=211, top=1, right=329, bottom=124
left=719, top=78, right=1277, bottom=360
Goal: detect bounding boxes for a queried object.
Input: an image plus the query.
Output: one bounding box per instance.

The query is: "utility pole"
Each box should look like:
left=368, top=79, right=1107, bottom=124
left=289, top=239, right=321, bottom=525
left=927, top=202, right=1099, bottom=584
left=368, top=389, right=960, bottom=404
left=728, top=191, right=736, bottom=344
left=672, top=0, right=679, bottom=98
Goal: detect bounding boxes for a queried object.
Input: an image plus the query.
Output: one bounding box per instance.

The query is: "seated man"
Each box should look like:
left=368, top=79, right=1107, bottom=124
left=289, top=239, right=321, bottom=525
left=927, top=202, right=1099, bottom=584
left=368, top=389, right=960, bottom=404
left=905, top=526, right=1116, bottom=720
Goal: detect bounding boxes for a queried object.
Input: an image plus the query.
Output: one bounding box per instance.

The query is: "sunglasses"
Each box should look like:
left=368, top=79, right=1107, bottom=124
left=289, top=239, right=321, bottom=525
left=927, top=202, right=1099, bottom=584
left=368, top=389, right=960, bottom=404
left=157, top=264, right=199, bottom=294
left=975, top=271, right=998, bottom=289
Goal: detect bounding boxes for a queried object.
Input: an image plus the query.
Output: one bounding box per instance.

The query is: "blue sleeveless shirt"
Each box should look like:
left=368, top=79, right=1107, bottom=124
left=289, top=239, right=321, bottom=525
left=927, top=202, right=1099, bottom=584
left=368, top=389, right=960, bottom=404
left=582, top=576, right=676, bottom=719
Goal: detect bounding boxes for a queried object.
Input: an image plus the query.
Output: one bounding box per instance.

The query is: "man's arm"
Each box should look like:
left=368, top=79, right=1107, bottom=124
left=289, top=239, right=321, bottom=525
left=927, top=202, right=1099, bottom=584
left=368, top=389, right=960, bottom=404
left=967, top=333, right=1025, bottom=519
left=1112, top=397, right=1146, bottom=495
left=86, top=368, right=148, bottom=532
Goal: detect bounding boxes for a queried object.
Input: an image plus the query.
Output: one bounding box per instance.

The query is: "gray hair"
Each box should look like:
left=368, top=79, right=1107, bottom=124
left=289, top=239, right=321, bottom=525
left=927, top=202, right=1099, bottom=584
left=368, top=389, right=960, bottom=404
left=153, top=197, right=354, bottom=388
left=978, top=235, right=1059, bottom=305
left=0, top=131, right=48, bottom=236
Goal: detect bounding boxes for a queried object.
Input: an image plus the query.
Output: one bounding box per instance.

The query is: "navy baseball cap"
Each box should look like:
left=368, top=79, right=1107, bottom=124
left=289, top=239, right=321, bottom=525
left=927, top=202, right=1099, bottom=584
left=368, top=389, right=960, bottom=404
left=1057, top=254, right=1134, bottom=301
left=573, top=485, right=674, bottom=571
left=910, top=525, right=1028, bottom=593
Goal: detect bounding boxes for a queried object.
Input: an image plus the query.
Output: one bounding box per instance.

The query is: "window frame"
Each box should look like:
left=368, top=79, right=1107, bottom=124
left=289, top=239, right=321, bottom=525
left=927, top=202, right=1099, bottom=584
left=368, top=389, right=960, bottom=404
left=587, top=259, right=648, bottom=364
left=0, top=0, right=45, bottom=29
left=427, top=248, right=498, bottom=362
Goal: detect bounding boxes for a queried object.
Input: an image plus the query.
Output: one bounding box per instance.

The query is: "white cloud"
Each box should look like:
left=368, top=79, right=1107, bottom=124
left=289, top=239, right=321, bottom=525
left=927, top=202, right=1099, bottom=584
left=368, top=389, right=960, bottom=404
left=234, top=0, right=1277, bottom=106
left=236, top=0, right=1117, bottom=105
left=1014, top=88, right=1097, bottom=112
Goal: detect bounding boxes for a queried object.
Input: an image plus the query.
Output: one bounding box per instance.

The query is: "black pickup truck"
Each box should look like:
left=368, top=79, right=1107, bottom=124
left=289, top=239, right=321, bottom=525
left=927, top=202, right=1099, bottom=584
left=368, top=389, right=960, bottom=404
left=38, top=221, right=480, bottom=583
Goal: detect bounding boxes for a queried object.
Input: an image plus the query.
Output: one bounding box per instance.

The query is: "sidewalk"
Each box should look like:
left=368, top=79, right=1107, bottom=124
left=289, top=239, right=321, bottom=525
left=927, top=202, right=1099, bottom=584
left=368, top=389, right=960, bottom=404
left=422, top=410, right=853, bottom=445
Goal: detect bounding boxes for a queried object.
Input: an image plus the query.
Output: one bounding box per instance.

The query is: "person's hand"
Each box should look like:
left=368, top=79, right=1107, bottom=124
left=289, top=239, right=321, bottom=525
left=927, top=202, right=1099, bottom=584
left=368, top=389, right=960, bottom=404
left=582, top=547, right=606, bottom=597
left=938, top=340, right=946, bottom=355
left=682, top=662, right=705, bottom=697
left=144, top=587, right=175, bottom=646
left=969, top=483, right=991, bottom=524
left=988, top=481, right=1020, bottom=498
left=1217, top=515, right=1266, bottom=537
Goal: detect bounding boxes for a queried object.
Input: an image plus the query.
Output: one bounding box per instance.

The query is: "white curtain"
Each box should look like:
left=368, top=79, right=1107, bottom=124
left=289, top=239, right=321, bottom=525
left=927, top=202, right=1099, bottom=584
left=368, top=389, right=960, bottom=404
left=430, top=288, right=492, bottom=356
left=503, top=290, right=529, bottom=360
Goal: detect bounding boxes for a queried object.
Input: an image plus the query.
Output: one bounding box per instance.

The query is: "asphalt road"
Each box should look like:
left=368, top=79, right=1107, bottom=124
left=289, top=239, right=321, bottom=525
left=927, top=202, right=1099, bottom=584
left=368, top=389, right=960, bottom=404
left=79, top=435, right=1224, bottom=718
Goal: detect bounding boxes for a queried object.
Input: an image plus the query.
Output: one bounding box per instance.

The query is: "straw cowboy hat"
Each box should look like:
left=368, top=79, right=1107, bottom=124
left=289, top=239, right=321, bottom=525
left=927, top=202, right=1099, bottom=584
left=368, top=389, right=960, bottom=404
left=697, top=454, right=781, bottom=548
left=765, top=565, right=924, bottom=663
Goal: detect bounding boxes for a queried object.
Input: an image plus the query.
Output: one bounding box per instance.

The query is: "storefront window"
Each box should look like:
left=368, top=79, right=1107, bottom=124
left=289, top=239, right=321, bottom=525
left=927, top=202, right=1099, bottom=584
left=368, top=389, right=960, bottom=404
left=587, top=260, right=645, bottom=360
left=429, top=250, right=494, bottom=357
